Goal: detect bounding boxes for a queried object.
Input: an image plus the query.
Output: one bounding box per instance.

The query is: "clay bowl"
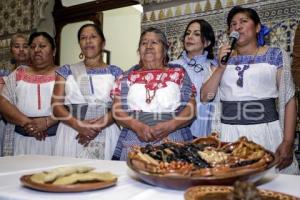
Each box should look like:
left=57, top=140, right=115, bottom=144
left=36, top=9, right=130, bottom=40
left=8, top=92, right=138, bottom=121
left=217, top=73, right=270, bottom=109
left=192, top=135, right=221, bottom=149
left=127, top=154, right=276, bottom=190
left=127, top=138, right=277, bottom=190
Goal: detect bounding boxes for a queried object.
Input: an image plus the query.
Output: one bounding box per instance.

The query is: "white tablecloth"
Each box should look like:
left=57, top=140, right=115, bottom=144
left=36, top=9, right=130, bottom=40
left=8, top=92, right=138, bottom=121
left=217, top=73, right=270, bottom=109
left=0, top=155, right=299, bottom=200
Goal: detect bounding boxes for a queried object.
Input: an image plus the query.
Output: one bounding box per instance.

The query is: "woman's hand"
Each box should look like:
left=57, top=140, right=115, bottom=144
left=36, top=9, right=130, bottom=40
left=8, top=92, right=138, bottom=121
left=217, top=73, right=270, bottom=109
left=23, top=118, right=48, bottom=140
left=75, top=120, right=99, bottom=146
left=76, top=133, right=98, bottom=147
left=33, top=131, right=48, bottom=141
left=76, top=118, right=107, bottom=146
left=24, top=117, right=47, bottom=133
left=133, top=121, right=155, bottom=142
left=275, top=140, right=294, bottom=170
left=276, top=97, right=297, bottom=171
left=150, top=121, right=175, bottom=142
left=87, top=117, right=106, bottom=132
left=218, top=44, right=232, bottom=68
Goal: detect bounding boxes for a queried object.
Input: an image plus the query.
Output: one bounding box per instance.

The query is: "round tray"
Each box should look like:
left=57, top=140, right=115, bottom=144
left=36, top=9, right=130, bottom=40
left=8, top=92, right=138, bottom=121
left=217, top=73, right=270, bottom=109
left=184, top=185, right=297, bottom=200
left=20, top=174, right=117, bottom=193
left=127, top=148, right=277, bottom=190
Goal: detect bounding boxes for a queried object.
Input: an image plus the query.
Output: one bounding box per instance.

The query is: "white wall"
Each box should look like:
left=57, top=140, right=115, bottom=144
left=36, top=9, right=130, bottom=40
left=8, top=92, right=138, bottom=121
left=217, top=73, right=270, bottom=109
left=60, top=21, right=91, bottom=65
left=36, top=0, right=55, bottom=37
left=62, top=0, right=94, bottom=7
left=59, top=2, right=142, bottom=70
left=103, top=6, right=141, bottom=69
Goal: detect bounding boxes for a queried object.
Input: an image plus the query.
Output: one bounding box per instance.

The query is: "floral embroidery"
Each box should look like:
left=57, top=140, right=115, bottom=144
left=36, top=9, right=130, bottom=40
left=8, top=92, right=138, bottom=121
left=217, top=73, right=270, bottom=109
left=128, top=68, right=184, bottom=88
left=16, top=67, right=55, bottom=83
left=112, top=67, right=186, bottom=98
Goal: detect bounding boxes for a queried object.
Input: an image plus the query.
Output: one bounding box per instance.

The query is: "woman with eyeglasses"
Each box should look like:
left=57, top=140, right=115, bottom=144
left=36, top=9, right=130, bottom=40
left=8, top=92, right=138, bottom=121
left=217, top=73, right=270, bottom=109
left=171, top=19, right=217, bottom=138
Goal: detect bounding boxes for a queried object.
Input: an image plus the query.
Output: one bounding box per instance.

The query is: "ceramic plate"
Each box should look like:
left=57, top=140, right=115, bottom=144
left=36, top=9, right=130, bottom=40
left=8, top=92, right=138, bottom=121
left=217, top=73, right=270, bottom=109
left=127, top=157, right=276, bottom=190
left=20, top=174, right=117, bottom=193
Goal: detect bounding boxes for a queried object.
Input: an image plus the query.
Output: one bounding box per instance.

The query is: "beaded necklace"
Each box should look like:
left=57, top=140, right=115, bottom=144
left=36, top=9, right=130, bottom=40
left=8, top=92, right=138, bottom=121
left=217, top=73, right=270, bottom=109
left=145, top=71, right=164, bottom=104
left=235, top=47, right=260, bottom=87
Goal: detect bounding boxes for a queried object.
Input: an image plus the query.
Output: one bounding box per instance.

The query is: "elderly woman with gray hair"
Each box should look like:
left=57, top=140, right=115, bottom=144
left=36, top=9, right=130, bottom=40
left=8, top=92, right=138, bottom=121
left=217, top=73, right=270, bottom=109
left=112, top=27, right=196, bottom=161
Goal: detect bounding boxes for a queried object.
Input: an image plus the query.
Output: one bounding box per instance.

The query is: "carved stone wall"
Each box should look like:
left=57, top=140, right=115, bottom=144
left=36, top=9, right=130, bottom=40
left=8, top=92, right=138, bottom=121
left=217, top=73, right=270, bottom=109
left=0, top=0, right=52, bottom=70
left=141, top=0, right=300, bottom=60
left=141, top=0, right=300, bottom=132
left=138, top=0, right=172, bottom=4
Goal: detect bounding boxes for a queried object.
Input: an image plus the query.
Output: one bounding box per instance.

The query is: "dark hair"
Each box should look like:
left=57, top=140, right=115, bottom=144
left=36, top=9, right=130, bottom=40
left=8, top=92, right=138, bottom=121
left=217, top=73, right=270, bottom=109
left=77, top=23, right=106, bottom=43
left=183, top=19, right=215, bottom=59
left=138, top=27, right=169, bottom=65
left=227, top=6, right=261, bottom=29
left=29, top=32, right=56, bottom=50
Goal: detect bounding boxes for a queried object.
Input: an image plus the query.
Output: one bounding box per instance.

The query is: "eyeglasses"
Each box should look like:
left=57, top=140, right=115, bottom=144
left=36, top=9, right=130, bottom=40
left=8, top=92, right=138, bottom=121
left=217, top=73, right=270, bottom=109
left=187, top=58, right=204, bottom=73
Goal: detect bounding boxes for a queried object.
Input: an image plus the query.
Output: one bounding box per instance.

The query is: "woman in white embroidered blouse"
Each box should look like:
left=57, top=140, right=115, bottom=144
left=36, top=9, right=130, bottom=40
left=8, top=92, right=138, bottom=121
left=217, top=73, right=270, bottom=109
left=52, top=24, right=122, bottom=160
left=0, top=32, right=58, bottom=156
left=201, top=6, right=299, bottom=174
left=112, top=27, right=196, bottom=161
left=0, top=33, right=31, bottom=156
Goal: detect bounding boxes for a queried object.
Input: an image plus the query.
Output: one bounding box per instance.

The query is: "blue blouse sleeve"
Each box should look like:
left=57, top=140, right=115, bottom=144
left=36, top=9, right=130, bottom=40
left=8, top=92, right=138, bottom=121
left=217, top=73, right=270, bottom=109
left=0, top=69, right=10, bottom=77
left=211, top=58, right=218, bottom=67
left=176, top=67, right=195, bottom=113
left=109, top=65, right=124, bottom=78
left=267, top=47, right=283, bottom=69
left=56, top=65, right=72, bottom=79
left=180, top=69, right=195, bottom=103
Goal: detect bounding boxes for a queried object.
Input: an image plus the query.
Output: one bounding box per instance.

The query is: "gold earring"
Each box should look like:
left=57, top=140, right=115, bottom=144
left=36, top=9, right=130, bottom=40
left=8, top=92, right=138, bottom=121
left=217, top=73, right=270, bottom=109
left=79, top=52, right=84, bottom=59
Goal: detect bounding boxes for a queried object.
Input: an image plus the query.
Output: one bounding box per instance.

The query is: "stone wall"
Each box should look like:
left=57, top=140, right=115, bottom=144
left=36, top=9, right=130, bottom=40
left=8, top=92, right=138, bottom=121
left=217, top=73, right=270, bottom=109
left=141, top=0, right=300, bottom=131
left=0, top=0, right=52, bottom=70
left=141, top=0, right=300, bottom=60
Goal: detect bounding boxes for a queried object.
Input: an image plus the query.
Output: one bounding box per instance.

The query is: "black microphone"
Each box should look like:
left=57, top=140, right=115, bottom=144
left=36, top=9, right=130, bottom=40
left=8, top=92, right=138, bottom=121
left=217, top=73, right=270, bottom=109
left=220, top=31, right=240, bottom=65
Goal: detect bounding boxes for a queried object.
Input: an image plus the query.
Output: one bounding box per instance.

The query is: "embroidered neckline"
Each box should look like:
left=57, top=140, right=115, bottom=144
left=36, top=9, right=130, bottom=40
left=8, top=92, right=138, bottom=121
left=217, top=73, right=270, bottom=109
left=128, top=68, right=184, bottom=87
left=234, top=47, right=260, bottom=87
left=16, top=67, right=55, bottom=83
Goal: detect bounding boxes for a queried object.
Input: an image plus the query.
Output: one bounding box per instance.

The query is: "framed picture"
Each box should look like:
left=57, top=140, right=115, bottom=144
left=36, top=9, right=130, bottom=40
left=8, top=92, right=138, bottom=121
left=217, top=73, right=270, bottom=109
left=103, top=49, right=110, bottom=65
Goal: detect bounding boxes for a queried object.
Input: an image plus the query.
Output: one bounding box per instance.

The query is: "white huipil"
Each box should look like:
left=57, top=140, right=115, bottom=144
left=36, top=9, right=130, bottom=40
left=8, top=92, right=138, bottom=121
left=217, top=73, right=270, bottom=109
left=13, top=67, right=56, bottom=155
left=217, top=47, right=299, bottom=174
left=54, top=64, right=122, bottom=160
